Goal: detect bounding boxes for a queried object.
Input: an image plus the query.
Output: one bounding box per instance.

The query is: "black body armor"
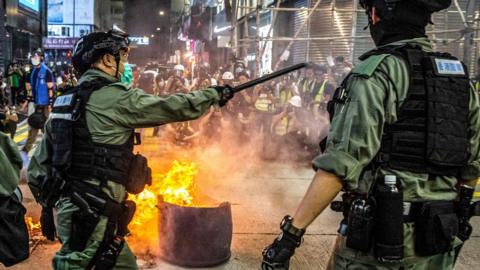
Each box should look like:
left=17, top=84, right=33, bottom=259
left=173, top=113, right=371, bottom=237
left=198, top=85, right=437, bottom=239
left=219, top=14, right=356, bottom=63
left=327, top=44, right=470, bottom=176
left=372, top=44, right=470, bottom=176
left=50, top=79, right=151, bottom=191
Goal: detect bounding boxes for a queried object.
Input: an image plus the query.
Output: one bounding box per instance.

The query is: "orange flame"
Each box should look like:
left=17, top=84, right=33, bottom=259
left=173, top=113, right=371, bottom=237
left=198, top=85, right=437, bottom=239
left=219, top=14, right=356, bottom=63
left=26, top=216, right=41, bottom=234
left=129, top=160, right=198, bottom=241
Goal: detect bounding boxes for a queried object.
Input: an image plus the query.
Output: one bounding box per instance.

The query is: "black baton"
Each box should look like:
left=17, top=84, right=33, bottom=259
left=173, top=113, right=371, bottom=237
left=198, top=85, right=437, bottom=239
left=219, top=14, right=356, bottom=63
left=233, top=63, right=308, bottom=93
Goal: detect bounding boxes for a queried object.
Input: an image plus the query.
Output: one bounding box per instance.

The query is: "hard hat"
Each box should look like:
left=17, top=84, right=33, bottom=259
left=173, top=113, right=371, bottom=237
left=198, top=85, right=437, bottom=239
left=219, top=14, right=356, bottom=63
left=222, top=71, right=234, bottom=80
left=72, top=28, right=130, bottom=75
left=288, top=96, right=302, bottom=108
left=174, top=64, right=185, bottom=72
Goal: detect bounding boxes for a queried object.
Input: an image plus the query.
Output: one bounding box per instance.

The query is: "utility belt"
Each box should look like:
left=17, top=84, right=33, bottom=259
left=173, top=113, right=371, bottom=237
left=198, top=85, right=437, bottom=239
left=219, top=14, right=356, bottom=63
left=39, top=177, right=136, bottom=270
left=331, top=184, right=477, bottom=262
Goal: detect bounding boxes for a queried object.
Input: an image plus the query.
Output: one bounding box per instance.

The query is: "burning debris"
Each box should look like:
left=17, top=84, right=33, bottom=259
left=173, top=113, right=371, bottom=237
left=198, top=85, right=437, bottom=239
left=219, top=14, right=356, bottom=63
left=128, top=159, right=233, bottom=267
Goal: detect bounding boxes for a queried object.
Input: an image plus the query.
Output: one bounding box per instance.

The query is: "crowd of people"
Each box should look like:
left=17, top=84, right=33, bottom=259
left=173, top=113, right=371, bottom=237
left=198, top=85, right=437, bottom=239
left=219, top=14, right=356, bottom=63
left=131, top=57, right=352, bottom=160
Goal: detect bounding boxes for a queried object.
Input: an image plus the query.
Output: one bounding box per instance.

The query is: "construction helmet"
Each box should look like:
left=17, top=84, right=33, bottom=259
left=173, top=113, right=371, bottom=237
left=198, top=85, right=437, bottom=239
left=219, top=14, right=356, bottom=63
left=288, top=96, right=302, bottom=108
left=72, top=28, right=130, bottom=75
left=174, top=64, right=185, bottom=72
left=222, top=71, right=234, bottom=81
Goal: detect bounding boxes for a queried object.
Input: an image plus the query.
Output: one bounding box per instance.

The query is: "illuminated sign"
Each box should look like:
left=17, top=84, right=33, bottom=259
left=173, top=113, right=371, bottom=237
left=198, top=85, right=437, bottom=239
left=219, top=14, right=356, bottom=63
left=43, top=37, right=78, bottom=49
left=20, top=0, right=40, bottom=12
left=129, top=37, right=150, bottom=46
left=48, top=0, right=94, bottom=24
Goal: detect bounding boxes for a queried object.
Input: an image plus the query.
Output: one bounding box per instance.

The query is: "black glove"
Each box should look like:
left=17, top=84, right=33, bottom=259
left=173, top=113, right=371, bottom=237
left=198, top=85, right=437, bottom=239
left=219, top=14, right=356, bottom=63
left=261, top=215, right=305, bottom=270
left=214, top=85, right=234, bottom=107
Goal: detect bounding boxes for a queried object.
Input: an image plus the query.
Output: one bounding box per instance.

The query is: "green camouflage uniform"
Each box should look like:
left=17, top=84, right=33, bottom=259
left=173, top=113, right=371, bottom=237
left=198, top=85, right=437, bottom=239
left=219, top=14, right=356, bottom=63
left=0, top=132, right=22, bottom=197
left=312, top=38, right=480, bottom=270
left=27, top=69, right=220, bottom=269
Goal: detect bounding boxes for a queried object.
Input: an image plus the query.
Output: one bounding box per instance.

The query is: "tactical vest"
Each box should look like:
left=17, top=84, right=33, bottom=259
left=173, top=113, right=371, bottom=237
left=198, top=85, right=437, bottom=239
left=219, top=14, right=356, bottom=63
left=50, top=79, right=134, bottom=185
left=374, top=45, right=470, bottom=176
left=328, top=44, right=470, bottom=176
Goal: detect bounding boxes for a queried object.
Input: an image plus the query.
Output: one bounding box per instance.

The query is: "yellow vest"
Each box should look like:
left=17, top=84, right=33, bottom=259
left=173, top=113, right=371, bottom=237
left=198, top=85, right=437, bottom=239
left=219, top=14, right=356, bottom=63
left=255, top=93, right=272, bottom=112
left=302, top=79, right=316, bottom=93
left=279, top=88, right=292, bottom=105
left=275, top=115, right=298, bottom=136
left=314, top=80, right=329, bottom=103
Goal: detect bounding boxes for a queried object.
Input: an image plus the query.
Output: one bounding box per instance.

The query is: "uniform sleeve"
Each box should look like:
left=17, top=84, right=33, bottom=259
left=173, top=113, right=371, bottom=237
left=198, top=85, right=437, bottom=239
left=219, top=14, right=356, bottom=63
left=115, top=87, right=220, bottom=128
left=0, top=133, right=22, bottom=197
left=459, top=85, right=480, bottom=180
left=312, top=75, right=387, bottom=190
left=27, top=122, right=52, bottom=201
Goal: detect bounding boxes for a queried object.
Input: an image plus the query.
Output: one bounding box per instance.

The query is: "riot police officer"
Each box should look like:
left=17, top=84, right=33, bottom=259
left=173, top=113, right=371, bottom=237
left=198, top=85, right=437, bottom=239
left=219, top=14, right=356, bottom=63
left=261, top=1, right=480, bottom=269
left=0, top=132, right=29, bottom=267
left=27, top=29, right=233, bottom=270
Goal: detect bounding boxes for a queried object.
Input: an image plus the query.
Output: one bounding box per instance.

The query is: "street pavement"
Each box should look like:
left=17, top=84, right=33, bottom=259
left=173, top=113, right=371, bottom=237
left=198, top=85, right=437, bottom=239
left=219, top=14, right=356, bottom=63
left=6, top=155, right=480, bottom=270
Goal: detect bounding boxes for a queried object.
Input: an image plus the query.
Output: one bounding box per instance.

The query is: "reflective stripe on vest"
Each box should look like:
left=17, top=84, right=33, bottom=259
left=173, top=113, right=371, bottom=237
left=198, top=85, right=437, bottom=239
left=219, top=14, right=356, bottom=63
left=314, top=80, right=329, bottom=103
left=275, top=116, right=290, bottom=136
left=255, top=93, right=272, bottom=112
left=279, top=89, right=292, bottom=105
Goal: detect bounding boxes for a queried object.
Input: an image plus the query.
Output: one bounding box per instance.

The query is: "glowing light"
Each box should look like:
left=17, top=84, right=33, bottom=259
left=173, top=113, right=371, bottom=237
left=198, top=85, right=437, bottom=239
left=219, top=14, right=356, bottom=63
left=129, top=160, right=198, bottom=239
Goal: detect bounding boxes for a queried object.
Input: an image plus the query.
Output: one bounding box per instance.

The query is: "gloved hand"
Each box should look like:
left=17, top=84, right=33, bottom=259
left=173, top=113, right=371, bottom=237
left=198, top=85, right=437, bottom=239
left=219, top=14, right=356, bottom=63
left=214, top=85, right=234, bottom=107
left=261, top=215, right=305, bottom=270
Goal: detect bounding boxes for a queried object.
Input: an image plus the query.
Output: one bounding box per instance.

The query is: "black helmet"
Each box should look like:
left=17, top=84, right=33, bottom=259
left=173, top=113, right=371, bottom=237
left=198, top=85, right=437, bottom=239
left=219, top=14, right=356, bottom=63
left=33, top=48, right=44, bottom=57
left=28, top=107, right=47, bottom=129
left=72, top=28, right=129, bottom=75
left=360, top=0, right=451, bottom=26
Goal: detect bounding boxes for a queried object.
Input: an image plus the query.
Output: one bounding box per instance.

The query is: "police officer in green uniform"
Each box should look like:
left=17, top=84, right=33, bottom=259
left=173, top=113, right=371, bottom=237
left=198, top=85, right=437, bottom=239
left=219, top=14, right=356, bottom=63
left=0, top=131, right=29, bottom=266
left=27, top=29, right=233, bottom=270
left=0, top=131, right=23, bottom=204
left=261, top=1, right=480, bottom=269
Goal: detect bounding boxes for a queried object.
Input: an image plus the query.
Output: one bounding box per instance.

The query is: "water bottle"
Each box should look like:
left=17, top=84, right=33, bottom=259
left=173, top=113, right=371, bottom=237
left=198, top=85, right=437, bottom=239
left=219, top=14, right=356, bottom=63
left=374, top=175, right=404, bottom=262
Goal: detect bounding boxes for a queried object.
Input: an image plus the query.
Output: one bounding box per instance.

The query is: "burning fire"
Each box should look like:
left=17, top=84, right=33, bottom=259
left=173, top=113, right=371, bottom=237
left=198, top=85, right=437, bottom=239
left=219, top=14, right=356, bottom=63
left=129, top=160, right=198, bottom=239
left=26, top=216, right=41, bottom=235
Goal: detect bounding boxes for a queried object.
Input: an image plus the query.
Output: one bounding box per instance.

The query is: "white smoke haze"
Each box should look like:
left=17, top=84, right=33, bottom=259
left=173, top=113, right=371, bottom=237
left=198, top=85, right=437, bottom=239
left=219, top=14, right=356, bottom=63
left=126, top=89, right=331, bottom=259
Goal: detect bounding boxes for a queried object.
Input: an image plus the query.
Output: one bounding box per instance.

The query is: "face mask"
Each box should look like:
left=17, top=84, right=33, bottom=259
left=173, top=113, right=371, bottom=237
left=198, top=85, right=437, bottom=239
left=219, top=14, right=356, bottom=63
left=31, top=57, right=40, bottom=66
left=120, top=62, right=133, bottom=86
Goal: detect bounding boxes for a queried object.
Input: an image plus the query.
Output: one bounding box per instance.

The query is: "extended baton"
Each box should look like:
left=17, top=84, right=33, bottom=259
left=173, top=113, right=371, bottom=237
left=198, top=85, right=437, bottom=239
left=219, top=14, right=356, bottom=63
left=233, top=62, right=308, bottom=93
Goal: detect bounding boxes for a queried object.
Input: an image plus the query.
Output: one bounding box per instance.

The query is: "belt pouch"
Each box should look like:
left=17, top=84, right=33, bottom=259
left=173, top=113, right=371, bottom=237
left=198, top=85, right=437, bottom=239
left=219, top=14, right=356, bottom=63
left=414, top=201, right=458, bottom=256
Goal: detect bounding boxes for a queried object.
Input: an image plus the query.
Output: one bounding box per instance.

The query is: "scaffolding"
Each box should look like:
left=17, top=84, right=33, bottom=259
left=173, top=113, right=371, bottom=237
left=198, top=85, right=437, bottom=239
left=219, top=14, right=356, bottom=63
left=228, top=0, right=480, bottom=76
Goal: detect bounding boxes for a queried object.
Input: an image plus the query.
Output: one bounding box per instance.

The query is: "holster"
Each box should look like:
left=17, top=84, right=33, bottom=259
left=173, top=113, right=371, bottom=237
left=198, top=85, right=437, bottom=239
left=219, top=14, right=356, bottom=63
left=126, top=153, right=152, bottom=194
left=70, top=210, right=100, bottom=251
left=414, top=201, right=458, bottom=256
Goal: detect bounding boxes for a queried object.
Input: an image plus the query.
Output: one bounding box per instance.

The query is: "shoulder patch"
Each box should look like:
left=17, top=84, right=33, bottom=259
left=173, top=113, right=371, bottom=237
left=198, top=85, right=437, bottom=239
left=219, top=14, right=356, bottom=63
left=53, top=94, right=74, bottom=107
left=434, top=58, right=465, bottom=76
left=352, top=54, right=390, bottom=78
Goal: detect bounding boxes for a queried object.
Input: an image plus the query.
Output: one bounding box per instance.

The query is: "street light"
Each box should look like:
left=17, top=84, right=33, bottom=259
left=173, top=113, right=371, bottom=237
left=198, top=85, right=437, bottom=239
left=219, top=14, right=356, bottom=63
left=156, top=27, right=161, bottom=31
left=151, top=34, right=155, bottom=38
left=159, top=10, right=165, bottom=16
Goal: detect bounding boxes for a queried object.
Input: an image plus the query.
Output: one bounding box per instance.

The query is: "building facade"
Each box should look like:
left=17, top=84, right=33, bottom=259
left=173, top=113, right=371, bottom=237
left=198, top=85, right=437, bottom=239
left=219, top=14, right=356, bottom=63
left=45, top=0, right=126, bottom=68
left=0, top=0, right=48, bottom=70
